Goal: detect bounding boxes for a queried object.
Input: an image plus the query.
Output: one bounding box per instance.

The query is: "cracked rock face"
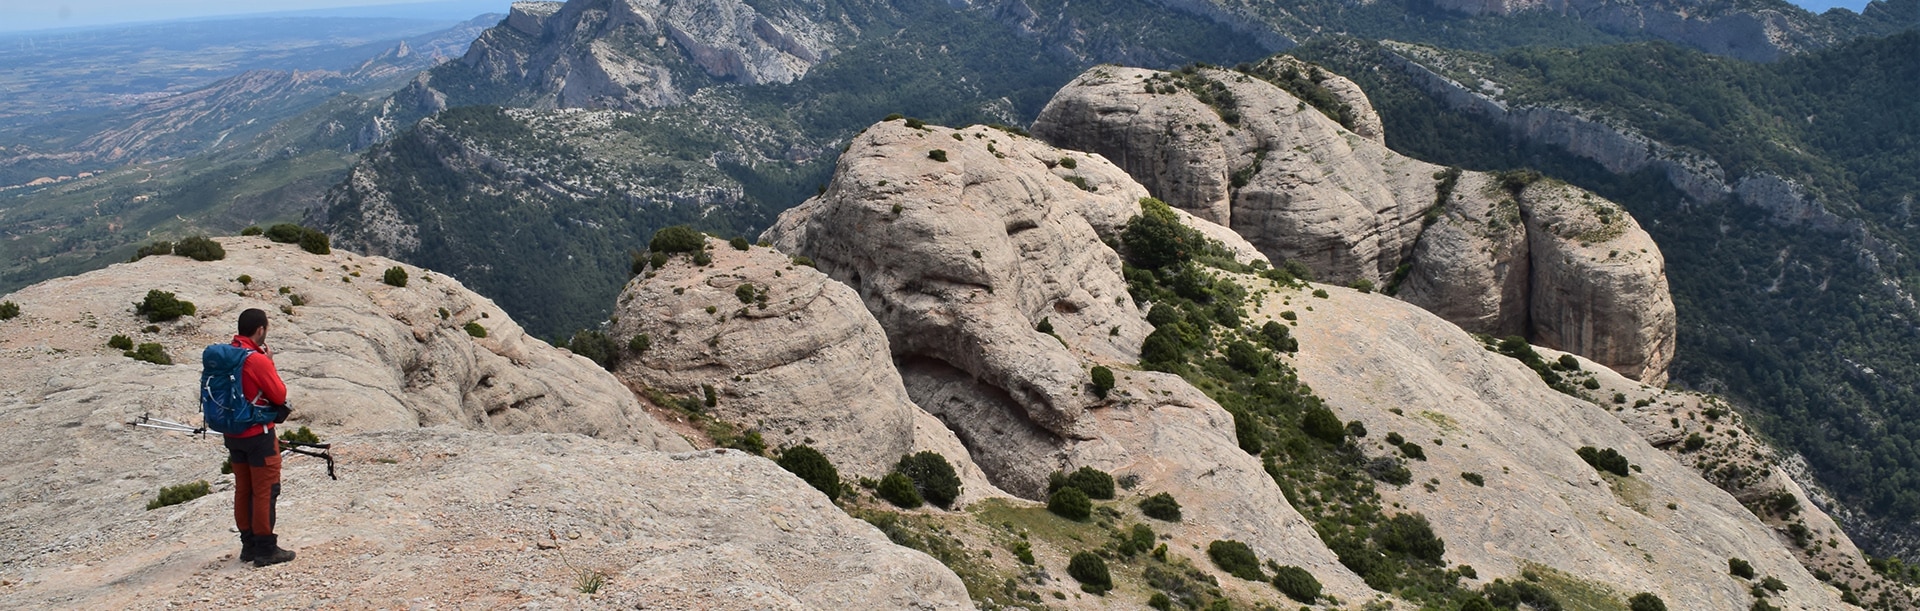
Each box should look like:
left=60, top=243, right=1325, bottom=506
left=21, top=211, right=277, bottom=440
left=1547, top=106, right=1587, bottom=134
left=1034, top=63, right=1676, bottom=384
left=608, top=237, right=997, bottom=501
left=763, top=119, right=1377, bottom=600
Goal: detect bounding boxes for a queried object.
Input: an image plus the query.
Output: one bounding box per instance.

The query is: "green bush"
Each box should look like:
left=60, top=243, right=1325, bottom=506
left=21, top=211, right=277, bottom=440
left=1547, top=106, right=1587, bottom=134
left=567, top=329, right=621, bottom=371
left=383, top=266, right=408, bottom=287
left=1090, top=365, right=1115, bottom=398
left=1148, top=593, right=1172, bottom=610
left=146, top=480, right=211, bottom=510
left=1271, top=565, right=1321, bottom=602
left=1012, top=540, right=1035, bottom=564
left=1118, top=523, right=1155, bottom=556
left=1207, top=539, right=1264, bottom=581
left=736, top=283, right=757, bottom=303
left=791, top=255, right=815, bottom=268
left=728, top=236, right=750, bottom=250
left=1349, top=278, right=1374, bottom=293
left=1139, top=492, right=1182, bottom=521
left=1483, top=578, right=1560, bottom=610
left=135, top=289, right=195, bottom=322
left=628, top=333, right=651, bottom=354
left=464, top=321, right=488, bottom=338
left=0, top=301, right=17, bottom=320
left=1050, top=466, right=1116, bottom=500
left=896, top=451, right=963, bottom=509
left=1375, top=513, right=1445, bottom=563
left=1400, top=442, right=1426, bottom=461
left=298, top=228, right=330, bottom=255
left=927, top=149, right=948, bottom=162
left=1683, top=433, right=1706, bottom=452
left=650, top=225, right=706, bottom=253
left=280, top=426, right=321, bottom=444
left=876, top=472, right=923, bottom=508
left=108, top=334, right=133, bottom=350
left=1582, top=377, right=1602, bottom=390
left=1577, top=446, right=1632, bottom=477
left=1461, top=472, right=1486, bottom=486
left=1628, top=592, right=1668, bottom=611
left=1312, top=289, right=1329, bottom=298
left=1048, top=486, right=1092, bottom=520
left=264, top=223, right=306, bottom=243
left=1225, top=340, right=1264, bottom=374
left=1258, top=320, right=1298, bottom=353
left=125, top=343, right=171, bottom=365
left=1301, top=405, right=1345, bottom=444
left=132, top=240, right=172, bottom=261
left=174, top=236, right=225, bottom=261
left=1122, top=198, right=1205, bottom=269
left=1067, top=551, right=1112, bottom=594
left=703, top=384, right=718, bottom=408
left=240, top=226, right=263, bottom=236
left=1557, top=354, right=1580, bottom=370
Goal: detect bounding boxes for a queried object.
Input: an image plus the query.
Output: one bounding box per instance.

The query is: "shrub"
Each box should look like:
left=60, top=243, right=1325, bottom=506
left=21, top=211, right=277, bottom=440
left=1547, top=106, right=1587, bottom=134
left=1349, top=278, right=1374, bottom=293
left=703, top=384, right=718, bottom=408
left=1558, top=354, right=1580, bottom=370
left=1400, top=442, right=1426, bottom=461
left=280, top=426, right=321, bottom=444
left=1225, top=340, right=1264, bottom=373
left=236, top=275, right=252, bottom=287
left=264, top=223, right=305, bottom=243
left=903, top=117, right=925, bottom=128
left=1577, top=446, right=1632, bottom=477
left=736, top=283, right=757, bottom=303
left=1760, top=576, right=1787, bottom=592
left=728, top=236, right=750, bottom=250
left=1048, top=486, right=1092, bottom=520
left=1683, top=433, right=1706, bottom=452
left=1122, top=198, right=1207, bottom=270
left=1374, top=513, right=1445, bottom=563
left=174, top=236, right=225, bottom=261
left=895, top=451, right=962, bottom=509
left=791, top=255, right=815, bottom=268
left=1090, top=365, right=1115, bottom=398
left=1460, top=597, right=1496, bottom=611
left=298, top=228, right=330, bottom=254
left=125, top=342, right=171, bottom=365
left=132, top=240, right=172, bottom=261
left=108, top=334, right=134, bottom=350
left=876, top=472, right=923, bottom=508
left=650, top=225, right=706, bottom=253
left=1067, top=551, right=1112, bottom=594
left=728, top=430, right=766, bottom=455
left=1207, top=539, right=1264, bottom=581
left=1271, top=565, right=1321, bottom=602
left=1582, top=377, right=1601, bottom=390
left=1258, top=320, right=1298, bottom=352
left=1301, top=405, right=1344, bottom=444
left=464, top=321, right=488, bottom=338
left=1461, top=472, right=1486, bottom=486
left=1312, top=289, right=1329, bottom=298
left=927, top=149, right=948, bottom=162
left=0, top=301, right=17, bottom=320
left=1118, top=523, right=1156, bottom=556
left=146, top=480, right=211, bottom=510
left=1012, top=540, right=1035, bottom=564
left=1628, top=592, right=1668, bottom=611
left=1059, top=156, right=1077, bottom=169
left=1148, top=593, right=1173, bottom=610
left=567, top=329, right=621, bottom=371
left=1367, top=457, right=1413, bottom=485
left=1051, top=466, right=1116, bottom=500
left=135, top=289, right=195, bottom=322
left=241, top=226, right=263, bottom=236
left=1139, top=492, right=1182, bottom=521
left=1346, top=420, right=1368, bottom=437
left=628, top=333, right=651, bottom=354
left=383, top=266, right=408, bottom=287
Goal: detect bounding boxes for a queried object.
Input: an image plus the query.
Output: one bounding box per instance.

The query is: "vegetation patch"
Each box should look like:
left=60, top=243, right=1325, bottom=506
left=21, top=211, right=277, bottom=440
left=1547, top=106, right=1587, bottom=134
left=146, top=480, right=211, bottom=510
left=135, top=289, right=195, bottom=322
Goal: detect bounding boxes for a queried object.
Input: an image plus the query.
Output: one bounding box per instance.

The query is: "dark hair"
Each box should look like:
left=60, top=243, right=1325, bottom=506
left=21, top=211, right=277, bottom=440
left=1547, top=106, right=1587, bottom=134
left=238, top=308, right=269, bottom=337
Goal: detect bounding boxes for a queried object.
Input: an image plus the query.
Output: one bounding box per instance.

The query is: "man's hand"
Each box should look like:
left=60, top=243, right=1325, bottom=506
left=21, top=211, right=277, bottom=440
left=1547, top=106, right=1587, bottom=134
left=258, top=343, right=273, bottom=358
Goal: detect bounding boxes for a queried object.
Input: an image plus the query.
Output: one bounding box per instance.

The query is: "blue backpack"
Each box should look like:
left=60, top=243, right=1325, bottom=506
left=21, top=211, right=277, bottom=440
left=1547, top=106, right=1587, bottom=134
left=201, top=344, right=274, bottom=434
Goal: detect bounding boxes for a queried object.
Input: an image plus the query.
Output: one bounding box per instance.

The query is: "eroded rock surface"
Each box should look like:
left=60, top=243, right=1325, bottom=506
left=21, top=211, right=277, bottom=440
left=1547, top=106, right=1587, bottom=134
left=1033, top=63, right=1676, bottom=384
left=609, top=238, right=997, bottom=500
left=765, top=119, right=1377, bottom=600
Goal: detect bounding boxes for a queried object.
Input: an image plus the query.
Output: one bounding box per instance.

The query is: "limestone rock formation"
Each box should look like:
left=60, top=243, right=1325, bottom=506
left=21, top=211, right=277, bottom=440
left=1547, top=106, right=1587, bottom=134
left=449, top=0, right=842, bottom=111
left=766, top=119, right=1377, bottom=599
left=609, top=237, right=997, bottom=501
left=1033, top=63, right=1677, bottom=384
left=1268, top=282, right=1846, bottom=609
left=0, top=238, right=973, bottom=609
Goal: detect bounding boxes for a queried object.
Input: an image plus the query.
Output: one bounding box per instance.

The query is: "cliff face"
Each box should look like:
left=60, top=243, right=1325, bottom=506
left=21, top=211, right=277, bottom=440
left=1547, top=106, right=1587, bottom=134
left=1032, top=64, right=1677, bottom=385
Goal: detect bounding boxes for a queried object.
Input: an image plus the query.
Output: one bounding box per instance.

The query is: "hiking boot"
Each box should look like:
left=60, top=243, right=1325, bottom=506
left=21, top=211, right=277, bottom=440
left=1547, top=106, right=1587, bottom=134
left=252, top=534, right=296, bottom=567
left=237, top=531, right=259, bottom=563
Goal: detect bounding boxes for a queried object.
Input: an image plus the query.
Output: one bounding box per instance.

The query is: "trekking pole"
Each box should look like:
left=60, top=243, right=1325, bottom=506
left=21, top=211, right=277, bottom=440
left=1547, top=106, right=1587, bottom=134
left=131, top=413, right=208, bottom=438
left=280, top=440, right=338, bottom=481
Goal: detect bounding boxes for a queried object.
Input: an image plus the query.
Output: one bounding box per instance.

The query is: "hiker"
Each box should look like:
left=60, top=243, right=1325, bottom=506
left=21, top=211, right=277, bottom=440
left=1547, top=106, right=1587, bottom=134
left=224, top=308, right=296, bottom=567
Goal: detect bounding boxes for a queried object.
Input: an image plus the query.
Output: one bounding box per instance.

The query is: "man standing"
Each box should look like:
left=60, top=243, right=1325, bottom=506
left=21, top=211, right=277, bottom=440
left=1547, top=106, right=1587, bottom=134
left=227, top=308, right=296, bottom=567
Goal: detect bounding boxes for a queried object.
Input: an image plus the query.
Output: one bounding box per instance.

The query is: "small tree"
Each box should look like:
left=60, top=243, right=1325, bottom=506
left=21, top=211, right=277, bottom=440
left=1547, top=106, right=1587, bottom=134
left=1300, top=404, right=1345, bottom=444
left=135, top=290, right=196, bottom=322
left=1207, top=540, right=1264, bottom=581
left=1271, top=565, right=1321, bottom=603
left=927, top=149, right=948, bottom=162
left=298, top=228, right=330, bottom=255
left=1089, top=365, right=1115, bottom=399
left=1139, top=492, right=1182, bottom=521
left=174, top=236, right=225, bottom=261
left=777, top=445, right=840, bottom=501
left=896, top=451, right=962, bottom=509
left=1729, top=557, right=1756, bottom=579
left=132, top=241, right=173, bottom=261
left=108, top=334, right=134, bottom=350
left=1052, top=466, right=1115, bottom=500
left=1628, top=593, right=1668, bottom=611
left=876, top=472, right=922, bottom=508
left=650, top=226, right=705, bottom=253
left=0, top=301, right=18, bottom=320
left=1048, top=486, right=1091, bottom=520
left=1067, top=551, right=1112, bottom=594
left=383, top=266, right=409, bottom=287
left=125, top=342, right=172, bottom=365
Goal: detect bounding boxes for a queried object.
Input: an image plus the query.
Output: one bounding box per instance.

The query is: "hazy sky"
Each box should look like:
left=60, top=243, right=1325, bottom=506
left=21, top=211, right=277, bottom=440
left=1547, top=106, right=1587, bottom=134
left=0, top=0, right=1877, bottom=32
left=0, top=0, right=508, bottom=32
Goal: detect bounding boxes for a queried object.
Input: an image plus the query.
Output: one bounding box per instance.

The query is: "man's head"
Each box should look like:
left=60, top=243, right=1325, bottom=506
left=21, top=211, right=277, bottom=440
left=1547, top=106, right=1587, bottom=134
left=238, top=308, right=269, bottom=343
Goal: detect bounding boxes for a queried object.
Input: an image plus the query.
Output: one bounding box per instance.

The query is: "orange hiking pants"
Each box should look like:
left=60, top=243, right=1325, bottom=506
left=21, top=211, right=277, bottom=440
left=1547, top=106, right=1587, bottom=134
left=226, top=434, right=281, bottom=536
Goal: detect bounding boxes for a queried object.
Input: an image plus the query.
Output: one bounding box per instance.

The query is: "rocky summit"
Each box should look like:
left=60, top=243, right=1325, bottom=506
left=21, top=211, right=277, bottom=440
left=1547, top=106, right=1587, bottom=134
left=1033, top=63, right=1676, bottom=385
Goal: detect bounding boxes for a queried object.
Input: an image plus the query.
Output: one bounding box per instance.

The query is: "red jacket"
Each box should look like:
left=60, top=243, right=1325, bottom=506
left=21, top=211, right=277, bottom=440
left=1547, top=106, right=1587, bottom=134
left=227, top=335, right=287, bottom=438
